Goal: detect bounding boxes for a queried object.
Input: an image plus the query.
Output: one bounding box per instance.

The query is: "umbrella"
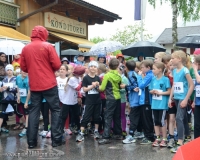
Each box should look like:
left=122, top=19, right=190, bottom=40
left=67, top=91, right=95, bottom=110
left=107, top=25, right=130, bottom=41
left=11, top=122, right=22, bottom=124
left=61, top=49, right=82, bottom=56
left=89, top=41, right=124, bottom=55
left=0, top=40, right=25, bottom=55
left=83, top=52, right=93, bottom=56
left=121, top=41, right=166, bottom=57
left=176, top=34, right=200, bottom=48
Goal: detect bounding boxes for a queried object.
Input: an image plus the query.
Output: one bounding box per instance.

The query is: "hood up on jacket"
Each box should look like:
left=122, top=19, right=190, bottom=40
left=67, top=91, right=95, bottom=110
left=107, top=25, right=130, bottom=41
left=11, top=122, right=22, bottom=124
left=31, top=26, right=48, bottom=42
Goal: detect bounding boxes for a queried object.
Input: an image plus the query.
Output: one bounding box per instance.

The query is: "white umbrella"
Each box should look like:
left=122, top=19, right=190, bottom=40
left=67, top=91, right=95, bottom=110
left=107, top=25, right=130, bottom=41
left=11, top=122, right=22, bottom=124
left=89, top=41, right=124, bottom=55
left=0, top=40, right=25, bottom=55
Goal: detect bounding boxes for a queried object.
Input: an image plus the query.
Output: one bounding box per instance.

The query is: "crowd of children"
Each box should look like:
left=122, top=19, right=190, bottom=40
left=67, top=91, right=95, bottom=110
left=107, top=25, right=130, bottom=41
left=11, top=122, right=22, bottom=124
left=0, top=50, right=199, bottom=154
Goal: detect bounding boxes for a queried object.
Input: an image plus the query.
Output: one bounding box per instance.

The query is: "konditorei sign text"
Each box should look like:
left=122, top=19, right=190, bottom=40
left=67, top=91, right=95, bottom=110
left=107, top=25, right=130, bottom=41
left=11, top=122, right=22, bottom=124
left=44, top=12, right=87, bottom=37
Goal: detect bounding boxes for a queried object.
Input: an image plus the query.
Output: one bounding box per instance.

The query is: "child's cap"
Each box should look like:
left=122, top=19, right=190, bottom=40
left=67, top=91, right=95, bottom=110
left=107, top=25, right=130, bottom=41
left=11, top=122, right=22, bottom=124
left=73, top=66, right=85, bottom=76
left=5, top=64, right=14, bottom=72
left=88, top=61, right=98, bottom=68
left=61, top=57, right=69, bottom=63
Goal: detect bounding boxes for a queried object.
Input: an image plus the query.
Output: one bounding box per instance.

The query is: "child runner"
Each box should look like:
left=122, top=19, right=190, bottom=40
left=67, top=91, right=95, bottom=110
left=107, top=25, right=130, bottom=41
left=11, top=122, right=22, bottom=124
left=122, top=60, right=140, bottom=144
left=149, top=62, right=171, bottom=147
left=76, top=61, right=101, bottom=142
left=137, top=60, right=155, bottom=144
left=56, top=64, right=70, bottom=136
left=16, top=71, right=30, bottom=137
left=98, top=63, right=107, bottom=132
left=154, top=52, right=166, bottom=63
left=191, top=55, right=200, bottom=139
left=162, top=54, right=177, bottom=148
left=169, top=50, right=194, bottom=153
left=65, top=66, right=85, bottom=134
left=98, top=58, right=123, bottom=145
left=0, top=64, right=18, bottom=133
left=118, top=64, right=129, bottom=137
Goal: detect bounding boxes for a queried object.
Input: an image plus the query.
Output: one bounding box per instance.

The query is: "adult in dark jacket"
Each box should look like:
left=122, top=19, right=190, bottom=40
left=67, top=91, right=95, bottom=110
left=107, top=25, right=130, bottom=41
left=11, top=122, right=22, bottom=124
left=21, top=26, right=62, bottom=148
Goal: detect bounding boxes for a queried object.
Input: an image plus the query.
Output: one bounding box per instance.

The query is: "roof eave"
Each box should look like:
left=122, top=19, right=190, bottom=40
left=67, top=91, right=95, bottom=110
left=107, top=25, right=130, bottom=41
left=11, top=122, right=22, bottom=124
left=69, top=0, right=122, bottom=20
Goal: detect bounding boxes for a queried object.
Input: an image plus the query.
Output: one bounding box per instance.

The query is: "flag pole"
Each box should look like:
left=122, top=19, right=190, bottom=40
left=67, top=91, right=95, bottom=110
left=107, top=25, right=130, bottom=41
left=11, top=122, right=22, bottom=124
left=141, top=0, right=144, bottom=41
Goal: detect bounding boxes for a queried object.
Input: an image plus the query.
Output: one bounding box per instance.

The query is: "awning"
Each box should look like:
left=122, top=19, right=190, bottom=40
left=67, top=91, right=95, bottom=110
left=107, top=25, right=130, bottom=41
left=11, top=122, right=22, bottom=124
left=49, top=32, right=94, bottom=46
left=0, top=26, right=30, bottom=41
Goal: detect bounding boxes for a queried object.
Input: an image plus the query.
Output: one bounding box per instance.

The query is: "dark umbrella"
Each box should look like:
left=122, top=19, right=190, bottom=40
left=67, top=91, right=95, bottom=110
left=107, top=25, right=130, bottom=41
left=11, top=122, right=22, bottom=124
left=61, top=49, right=82, bottom=56
left=121, top=41, right=166, bottom=57
left=176, top=34, right=200, bottom=48
left=84, top=52, right=93, bottom=56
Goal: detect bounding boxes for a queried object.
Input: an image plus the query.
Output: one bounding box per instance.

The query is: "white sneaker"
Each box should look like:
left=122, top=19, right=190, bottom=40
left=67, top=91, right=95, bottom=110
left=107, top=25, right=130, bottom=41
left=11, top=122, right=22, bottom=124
left=39, top=130, right=44, bottom=136
left=41, top=131, right=48, bottom=138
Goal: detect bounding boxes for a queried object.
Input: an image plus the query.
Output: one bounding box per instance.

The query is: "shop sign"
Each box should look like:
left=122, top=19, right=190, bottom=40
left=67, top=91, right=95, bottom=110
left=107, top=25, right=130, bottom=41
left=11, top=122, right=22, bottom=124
left=44, top=12, right=86, bottom=37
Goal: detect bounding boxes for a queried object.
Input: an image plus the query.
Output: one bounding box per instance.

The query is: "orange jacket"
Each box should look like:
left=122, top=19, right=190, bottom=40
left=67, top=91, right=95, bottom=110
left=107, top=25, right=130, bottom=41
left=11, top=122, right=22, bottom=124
left=21, top=26, right=61, bottom=91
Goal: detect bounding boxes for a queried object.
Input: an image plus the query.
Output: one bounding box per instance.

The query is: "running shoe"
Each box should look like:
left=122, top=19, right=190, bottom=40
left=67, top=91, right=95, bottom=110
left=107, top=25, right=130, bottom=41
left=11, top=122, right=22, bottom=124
left=123, top=135, right=136, bottom=144
left=152, top=139, right=160, bottom=147
left=19, top=128, right=27, bottom=137
left=65, top=129, right=72, bottom=135
left=140, top=138, right=152, bottom=145
left=98, top=138, right=111, bottom=145
left=41, top=131, right=48, bottom=138
left=94, top=131, right=101, bottom=139
left=134, top=132, right=144, bottom=139
left=160, top=139, right=167, bottom=147
left=170, top=144, right=181, bottom=153
left=167, top=139, right=175, bottom=148
left=1, top=127, right=9, bottom=133
left=46, top=131, right=51, bottom=138
left=76, top=133, right=84, bottom=142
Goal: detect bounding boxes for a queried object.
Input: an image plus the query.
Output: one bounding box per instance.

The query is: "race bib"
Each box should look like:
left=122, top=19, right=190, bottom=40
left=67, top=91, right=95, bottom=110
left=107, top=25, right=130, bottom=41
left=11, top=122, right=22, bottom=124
left=3, top=83, right=13, bottom=88
left=193, top=79, right=196, bottom=85
left=152, top=89, right=162, bottom=100
left=88, top=85, right=99, bottom=94
left=19, top=88, right=27, bottom=97
left=196, top=85, right=200, bottom=97
left=138, top=89, right=142, bottom=96
left=57, top=83, right=65, bottom=90
left=174, top=82, right=184, bottom=93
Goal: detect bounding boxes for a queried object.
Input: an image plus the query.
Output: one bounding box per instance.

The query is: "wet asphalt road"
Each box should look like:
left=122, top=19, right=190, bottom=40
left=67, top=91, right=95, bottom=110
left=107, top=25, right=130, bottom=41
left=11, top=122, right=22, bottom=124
left=0, top=130, right=174, bottom=160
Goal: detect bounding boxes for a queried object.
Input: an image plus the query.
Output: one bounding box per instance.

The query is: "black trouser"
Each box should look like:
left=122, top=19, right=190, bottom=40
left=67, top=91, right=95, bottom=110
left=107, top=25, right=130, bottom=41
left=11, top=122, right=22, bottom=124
left=60, top=103, right=69, bottom=132
left=41, top=102, right=50, bottom=131
left=99, top=99, right=106, bottom=130
left=27, top=86, right=62, bottom=145
left=194, top=106, right=200, bottom=139
left=80, top=103, right=101, bottom=128
left=129, top=106, right=142, bottom=135
left=141, top=105, right=154, bottom=141
left=103, top=99, right=122, bottom=139
left=70, top=104, right=80, bottom=129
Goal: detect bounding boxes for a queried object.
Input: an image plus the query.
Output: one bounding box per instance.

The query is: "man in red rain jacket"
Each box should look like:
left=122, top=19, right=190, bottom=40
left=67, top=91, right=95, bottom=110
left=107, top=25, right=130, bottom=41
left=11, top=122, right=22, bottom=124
left=21, top=26, right=63, bottom=148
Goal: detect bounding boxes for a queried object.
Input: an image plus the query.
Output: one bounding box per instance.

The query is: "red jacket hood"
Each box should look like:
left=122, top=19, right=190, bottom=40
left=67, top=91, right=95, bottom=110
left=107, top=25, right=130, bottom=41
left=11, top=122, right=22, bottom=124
left=31, top=26, right=48, bottom=42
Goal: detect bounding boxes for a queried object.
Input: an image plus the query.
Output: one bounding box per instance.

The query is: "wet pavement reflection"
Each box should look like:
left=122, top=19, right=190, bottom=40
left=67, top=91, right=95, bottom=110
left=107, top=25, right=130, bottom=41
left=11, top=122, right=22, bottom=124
left=0, top=130, right=174, bottom=160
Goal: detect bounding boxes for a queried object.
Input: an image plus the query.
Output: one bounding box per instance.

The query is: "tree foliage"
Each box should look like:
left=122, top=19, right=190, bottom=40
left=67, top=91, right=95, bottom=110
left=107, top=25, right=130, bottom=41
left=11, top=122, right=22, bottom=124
left=148, top=0, right=200, bottom=22
left=90, top=36, right=107, bottom=44
left=110, top=23, right=152, bottom=46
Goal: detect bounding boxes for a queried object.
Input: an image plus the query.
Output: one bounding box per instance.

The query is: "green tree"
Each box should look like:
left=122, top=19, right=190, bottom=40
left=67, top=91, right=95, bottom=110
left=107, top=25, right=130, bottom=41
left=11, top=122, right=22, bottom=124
left=110, top=23, right=152, bottom=46
left=148, top=0, right=200, bottom=50
left=90, top=36, right=106, bottom=44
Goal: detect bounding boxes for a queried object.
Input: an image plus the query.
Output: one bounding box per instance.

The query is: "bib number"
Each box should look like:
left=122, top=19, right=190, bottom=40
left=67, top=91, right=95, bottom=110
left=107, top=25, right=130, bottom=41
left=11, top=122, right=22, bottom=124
left=58, top=83, right=65, bottom=90
left=174, top=82, right=184, bottom=93
left=19, top=88, right=27, bottom=97
left=152, top=89, right=162, bottom=100
left=88, top=85, right=98, bottom=94
left=3, top=83, right=13, bottom=88
left=196, top=85, right=200, bottom=97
